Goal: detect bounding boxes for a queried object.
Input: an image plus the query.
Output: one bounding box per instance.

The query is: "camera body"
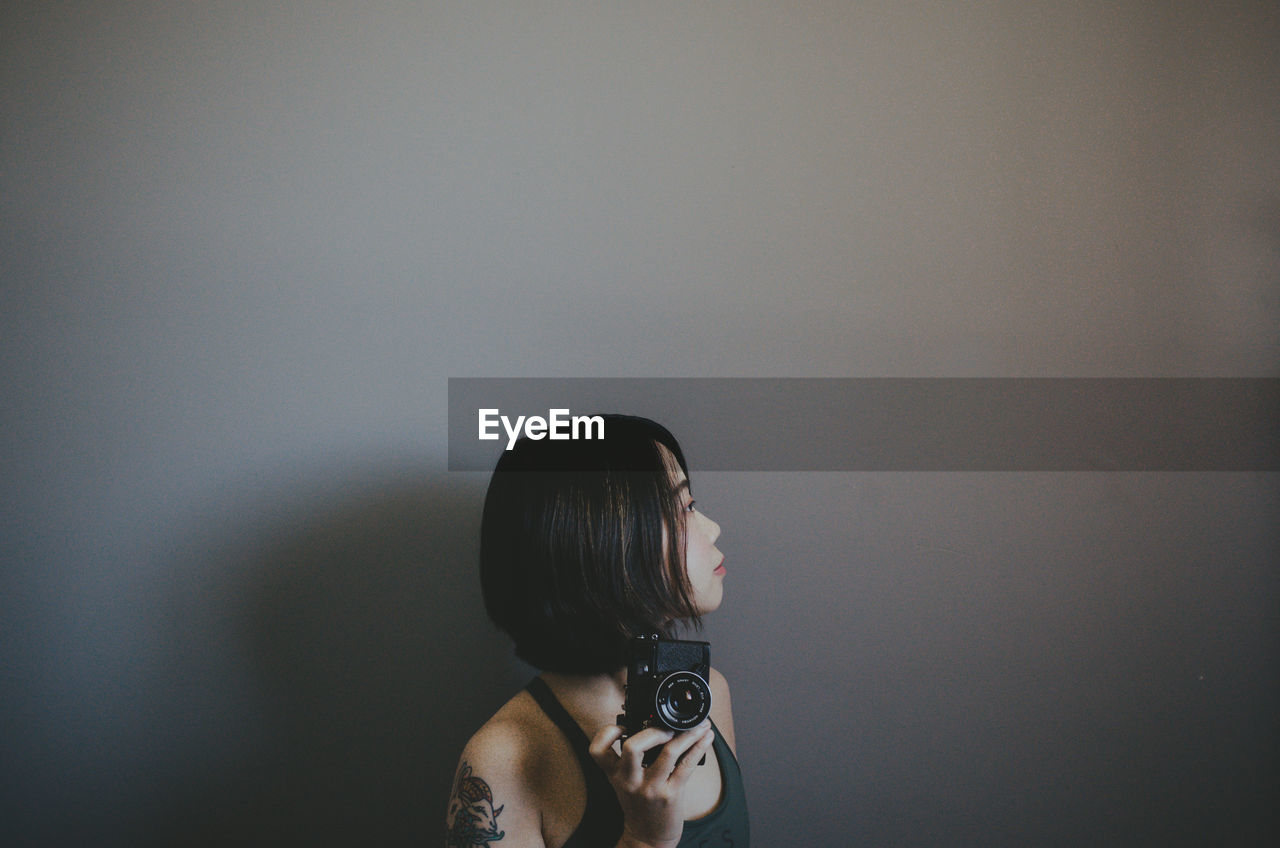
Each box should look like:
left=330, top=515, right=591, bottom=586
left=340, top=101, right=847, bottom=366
left=618, top=633, right=712, bottom=765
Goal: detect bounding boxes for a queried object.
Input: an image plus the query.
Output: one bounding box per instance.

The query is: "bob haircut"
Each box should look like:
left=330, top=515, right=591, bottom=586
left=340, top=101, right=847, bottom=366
left=479, top=414, right=702, bottom=673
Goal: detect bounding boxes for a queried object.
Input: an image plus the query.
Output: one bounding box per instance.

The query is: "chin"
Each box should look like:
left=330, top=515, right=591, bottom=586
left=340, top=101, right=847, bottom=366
left=698, top=594, right=724, bottom=615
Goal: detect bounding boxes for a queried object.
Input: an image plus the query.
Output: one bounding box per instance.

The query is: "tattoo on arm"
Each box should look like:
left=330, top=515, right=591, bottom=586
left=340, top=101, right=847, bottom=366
left=446, top=761, right=506, bottom=847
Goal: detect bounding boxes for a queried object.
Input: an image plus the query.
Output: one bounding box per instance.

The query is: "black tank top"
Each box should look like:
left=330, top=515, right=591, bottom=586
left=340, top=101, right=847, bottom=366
left=526, top=676, right=750, bottom=848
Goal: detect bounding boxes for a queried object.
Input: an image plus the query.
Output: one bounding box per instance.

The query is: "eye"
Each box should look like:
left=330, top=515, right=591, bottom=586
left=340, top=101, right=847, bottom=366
left=684, top=499, right=697, bottom=513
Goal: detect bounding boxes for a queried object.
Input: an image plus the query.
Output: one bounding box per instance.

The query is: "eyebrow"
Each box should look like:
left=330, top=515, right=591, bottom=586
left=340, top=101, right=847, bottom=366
left=673, top=480, right=691, bottom=495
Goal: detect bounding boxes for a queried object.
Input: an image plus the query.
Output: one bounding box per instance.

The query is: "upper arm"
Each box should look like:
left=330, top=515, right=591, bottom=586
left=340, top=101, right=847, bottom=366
left=446, top=722, right=546, bottom=848
left=708, top=667, right=737, bottom=755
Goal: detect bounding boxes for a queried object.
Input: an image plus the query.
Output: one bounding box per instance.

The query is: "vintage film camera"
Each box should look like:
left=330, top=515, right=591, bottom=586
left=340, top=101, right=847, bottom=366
left=618, top=633, right=712, bottom=766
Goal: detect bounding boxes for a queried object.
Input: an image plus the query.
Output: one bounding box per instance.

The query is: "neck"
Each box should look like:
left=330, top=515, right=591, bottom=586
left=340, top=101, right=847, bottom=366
left=544, top=665, right=627, bottom=694
left=540, top=667, right=630, bottom=727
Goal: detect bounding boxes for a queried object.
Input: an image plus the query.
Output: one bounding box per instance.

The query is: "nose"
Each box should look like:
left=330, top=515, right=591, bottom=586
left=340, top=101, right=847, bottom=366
left=699, top=510, right=721, bottom=545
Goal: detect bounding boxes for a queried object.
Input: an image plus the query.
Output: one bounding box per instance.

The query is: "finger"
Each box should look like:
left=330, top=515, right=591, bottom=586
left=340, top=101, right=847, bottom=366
left=668, top=724, right=715, bottom=782
left=618, top=727, right=675, bottom=783
left=588, top=724, right=625, bottom=765
left=619, top=726, right=678, bottom=756
left=649, top=722, right=713, bottom=778
left=588, top=727, right=624, bottom=758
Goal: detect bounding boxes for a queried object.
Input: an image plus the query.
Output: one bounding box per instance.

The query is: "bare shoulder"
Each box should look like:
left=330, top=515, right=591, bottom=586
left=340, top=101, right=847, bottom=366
left=708, top=666, right=732, bottom=702
left=446, top=692, right=553, bottom=847
left=708, top=666, right=738, bottom=754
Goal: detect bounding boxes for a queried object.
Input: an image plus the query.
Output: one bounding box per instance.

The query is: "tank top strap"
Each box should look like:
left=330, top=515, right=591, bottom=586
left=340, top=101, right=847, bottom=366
left=524, top=677, right=624, bottom=847
left=679, top=721, right=751, bottom=846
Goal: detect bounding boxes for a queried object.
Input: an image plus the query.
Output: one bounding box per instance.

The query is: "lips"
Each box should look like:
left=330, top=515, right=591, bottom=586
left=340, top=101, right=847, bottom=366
left=713, top=560, right=727, bottom=576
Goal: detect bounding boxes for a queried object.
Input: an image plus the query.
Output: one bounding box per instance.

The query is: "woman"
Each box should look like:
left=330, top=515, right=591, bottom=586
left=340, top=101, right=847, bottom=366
left=445, top=415, right=748, bottom=848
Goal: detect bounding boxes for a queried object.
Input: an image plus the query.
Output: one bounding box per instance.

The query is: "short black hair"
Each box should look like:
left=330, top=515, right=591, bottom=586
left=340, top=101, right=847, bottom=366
left=479, top=414, right=701, bottom=673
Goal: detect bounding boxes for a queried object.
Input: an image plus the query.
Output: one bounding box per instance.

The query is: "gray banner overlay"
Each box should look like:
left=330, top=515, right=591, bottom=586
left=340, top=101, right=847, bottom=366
left=448, top=379, right=1278, bottom=471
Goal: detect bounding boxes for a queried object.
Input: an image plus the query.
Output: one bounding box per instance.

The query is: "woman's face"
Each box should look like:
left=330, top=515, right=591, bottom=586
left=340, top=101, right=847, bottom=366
left=660, top=447, right=726, bottom=615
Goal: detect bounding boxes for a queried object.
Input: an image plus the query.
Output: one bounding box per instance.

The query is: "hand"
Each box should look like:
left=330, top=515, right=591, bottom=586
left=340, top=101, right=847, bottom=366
left=588, top=721, right=716, bottom=848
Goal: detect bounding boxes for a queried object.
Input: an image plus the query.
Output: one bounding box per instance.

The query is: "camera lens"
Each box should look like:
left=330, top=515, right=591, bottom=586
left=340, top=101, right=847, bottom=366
left=653, top=670, right=711, bottom=730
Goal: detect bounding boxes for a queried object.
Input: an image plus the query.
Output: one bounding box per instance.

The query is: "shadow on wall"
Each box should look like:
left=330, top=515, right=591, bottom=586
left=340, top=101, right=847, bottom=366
left=140, top=471, right=524, bottom=846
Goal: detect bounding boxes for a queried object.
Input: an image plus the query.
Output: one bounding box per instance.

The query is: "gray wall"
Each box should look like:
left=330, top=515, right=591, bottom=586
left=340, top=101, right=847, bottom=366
left=2, top=2, right=1276, bottom=845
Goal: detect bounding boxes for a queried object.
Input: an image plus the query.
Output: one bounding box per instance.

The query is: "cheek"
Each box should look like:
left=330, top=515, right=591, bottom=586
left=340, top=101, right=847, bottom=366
left=689, top=530, right=713, bottom=568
